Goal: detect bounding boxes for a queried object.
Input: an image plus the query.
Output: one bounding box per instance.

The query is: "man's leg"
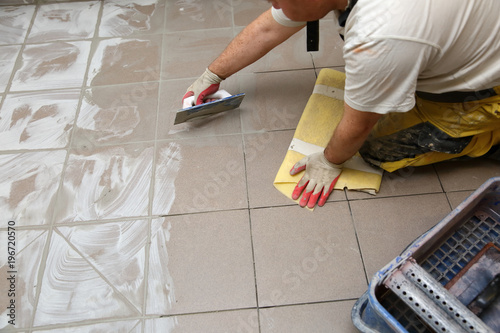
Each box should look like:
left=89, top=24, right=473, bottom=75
left=359, top=98, right=500, bottom=172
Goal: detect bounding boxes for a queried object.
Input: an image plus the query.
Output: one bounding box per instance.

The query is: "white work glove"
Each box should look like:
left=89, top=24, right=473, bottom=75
left=289, top=152, right=343, bottom=208
left=182, top=68, right=224, bottom=107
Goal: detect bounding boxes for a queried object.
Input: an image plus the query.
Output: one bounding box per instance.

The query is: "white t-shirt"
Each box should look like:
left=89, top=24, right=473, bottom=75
left=272, top=1, right=500, bottom=114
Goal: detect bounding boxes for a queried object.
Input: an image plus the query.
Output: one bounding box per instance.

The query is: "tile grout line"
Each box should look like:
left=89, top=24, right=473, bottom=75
left=345, top=193, right=371, bottom=286
left=53, top=227, right=144, bottom=316
left=28, top=1, right=106, bottom=331
left=19, top=2, right=50, bottom=332
left=139, top=1, right=172, bottom=330
left=1, top=0, right=39, bottom=110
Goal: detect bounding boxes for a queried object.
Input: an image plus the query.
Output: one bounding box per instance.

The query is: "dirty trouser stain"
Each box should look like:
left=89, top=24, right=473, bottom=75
left=360, top=88, right=500, bottom=172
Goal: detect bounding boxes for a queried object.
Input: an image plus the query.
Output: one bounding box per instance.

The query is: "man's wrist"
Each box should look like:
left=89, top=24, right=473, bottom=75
left=323, top=147, right=346, bottom=166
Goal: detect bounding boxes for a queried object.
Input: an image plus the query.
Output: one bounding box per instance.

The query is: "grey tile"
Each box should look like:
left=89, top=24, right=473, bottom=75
left=165, top=0, right=232, bottom=32
left=157, top=77, right=242, bottom=140
left=260, top=300, right=359, bottom=333
left=347, top=165, right=442, bottom=200
left=0, top=228, right=48, bottom=330
left=162, top=29, right=234, bottom=80
left=32, top=320, right=141, bottom=332
left=33, top=231, right=139, bottom=327
left=233, top=0, right=270, bottom=27
left=146, top=212, right=256, bottom=315
left=87, top=36, right=161, bottom=86
left=0, top=6, right=35, bottom=45
left=251, top=204, right=367, bottom=307
left=153, top=136, right=247, bottom=215
left=57, top=219, right=149, bottom=314
left=447, top=190, right=474, bottom=209
left=244, top=130, right=346, bottom=208
left=310, top=18, right=345, bottom=68
left=0, top=45, right=21, bottom=93
left=99, top=0, right=166, bottom=37
left=0, top=1, right=35, bottom=4
left=73, top=82, right=159, bottom=146
left=0, top=90, right=79, bottom=150
left=0, top=150, right=66, bottom=226
left=238, top=70, right=317, bottom=132
left=11, top=41, right=91, bottom=92
left=236, top=26, right=314, bottom=74
left=144, top=309, right=259, bottom=332
left=435, top=158, right=500, bottom=192
left=54, top=143, right=154, bottom=223
left=27, top=1, right=100, bottom=43
left=350, top=193, right=452, bottom=279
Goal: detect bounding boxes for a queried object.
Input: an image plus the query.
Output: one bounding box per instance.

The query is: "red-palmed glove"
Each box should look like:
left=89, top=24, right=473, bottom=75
left=289, top=152, right=343, bottom=208
left=183, top=68, right=224, bottom=106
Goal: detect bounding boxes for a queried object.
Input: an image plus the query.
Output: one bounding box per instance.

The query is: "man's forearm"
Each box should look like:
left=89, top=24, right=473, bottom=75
left=324, top=103, right=383, bottom=165
left=208, top=9, right=305, bottom=79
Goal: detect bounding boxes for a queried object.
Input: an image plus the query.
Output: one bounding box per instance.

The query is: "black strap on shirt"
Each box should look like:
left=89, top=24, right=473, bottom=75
left=338, top=0, right=358, bottom=40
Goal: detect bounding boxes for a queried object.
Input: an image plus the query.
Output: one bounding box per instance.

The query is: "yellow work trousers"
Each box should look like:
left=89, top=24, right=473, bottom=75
left=359, top=87, right=500, bottom=172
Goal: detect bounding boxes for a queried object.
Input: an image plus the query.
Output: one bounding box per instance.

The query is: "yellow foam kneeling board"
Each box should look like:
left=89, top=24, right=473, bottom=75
left=273, top=69, right=382, bottom=206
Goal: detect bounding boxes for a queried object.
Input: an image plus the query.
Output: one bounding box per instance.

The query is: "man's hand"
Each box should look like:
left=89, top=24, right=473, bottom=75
left=183, top=68, right=223, bottom=106
left=290, top=152, right=343, bottom=208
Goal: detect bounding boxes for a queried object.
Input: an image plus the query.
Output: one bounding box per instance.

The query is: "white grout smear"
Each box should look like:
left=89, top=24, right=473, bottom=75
left=153, top=142, right=182, bottom=215
left=0, top=6, right=36, bottom=45
left=0, top=90, right=79, bottom=150
left=10, top=41, right=91, bottom=92
left=147, top=142, right=182, bottom=318
left=0, top=150, right=66, bottom=226
left=147, top=218, right=177, bottom=314
left=55, top=145, right=154, bottom=222
left=28, top=1, right=100, bottom=43
left=100, top=0, right=159, bottom=37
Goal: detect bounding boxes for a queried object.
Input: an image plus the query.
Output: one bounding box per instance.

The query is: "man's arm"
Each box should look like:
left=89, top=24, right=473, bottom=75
left=208, top=8, right=306, bottom=79
left=290, top=104, right=382, bottom=208
left=324, top=103, right=383, bottom=164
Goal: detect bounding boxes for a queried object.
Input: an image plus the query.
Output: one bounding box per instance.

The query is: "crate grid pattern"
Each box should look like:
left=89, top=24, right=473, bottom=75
left=380, top=206, right=500, bottom=333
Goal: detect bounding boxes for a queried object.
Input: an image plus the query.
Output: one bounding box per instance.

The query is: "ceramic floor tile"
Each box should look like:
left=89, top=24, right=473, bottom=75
left=244, top=130, right=346, bottom=208
left=99, top=0, right=165, bottom=38
left=157, top=77, right=242, bottom=140
left=0, top=150, right=66, bottom=227
left=73, top=82, right=159, bottom=146
left=162, top=28, right=234, bottom=80
left=447, top=190, right=474, bottom=209
left=57, top=220, right=149, bottom=314
left=0, top=45, right=21, bottom=93
left=11, top=41, right=91, bottom=92
left=238, top=70, right=317, bottom=132
left=144, top=309, right=259, bottom=332
left=146, top=212, right=256, bottom=315
left=347, top=165, right=442, bottom=200
left=32, top=320, right=141, bottom=332
left=434, top=158, right=500, bottom=192
left=251, top=204, right=367, bottom=307
left=153, top=136, right=247, bottom=215
left=33, top=231, right=139, bottom=327
left=350, top=193, right=452, bottom=279
left=310, top=17, right=345, bottom=68
left=236, top=27, right=314, bottom=74
left=260, top=300, right=359, bottom=333
left=54, top=143, right=153, bottom=223
left=0, top=6, right=35, bottom=45
left=87, top=36, right=161, bottom=86
left=0, top=90, right=79, bottom=150
left=1, top=0, right=35, bottom=4
left=233, top=0, right=270, bottom=27
left=27, top=2, right=100, bottom=43
left=0, top=229, right=48, bottom=330
left=165, top=0, right=232, bottom=32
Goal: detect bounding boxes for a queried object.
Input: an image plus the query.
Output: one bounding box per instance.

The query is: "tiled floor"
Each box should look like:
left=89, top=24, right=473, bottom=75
left=0, top=0, right=499, bottom=332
